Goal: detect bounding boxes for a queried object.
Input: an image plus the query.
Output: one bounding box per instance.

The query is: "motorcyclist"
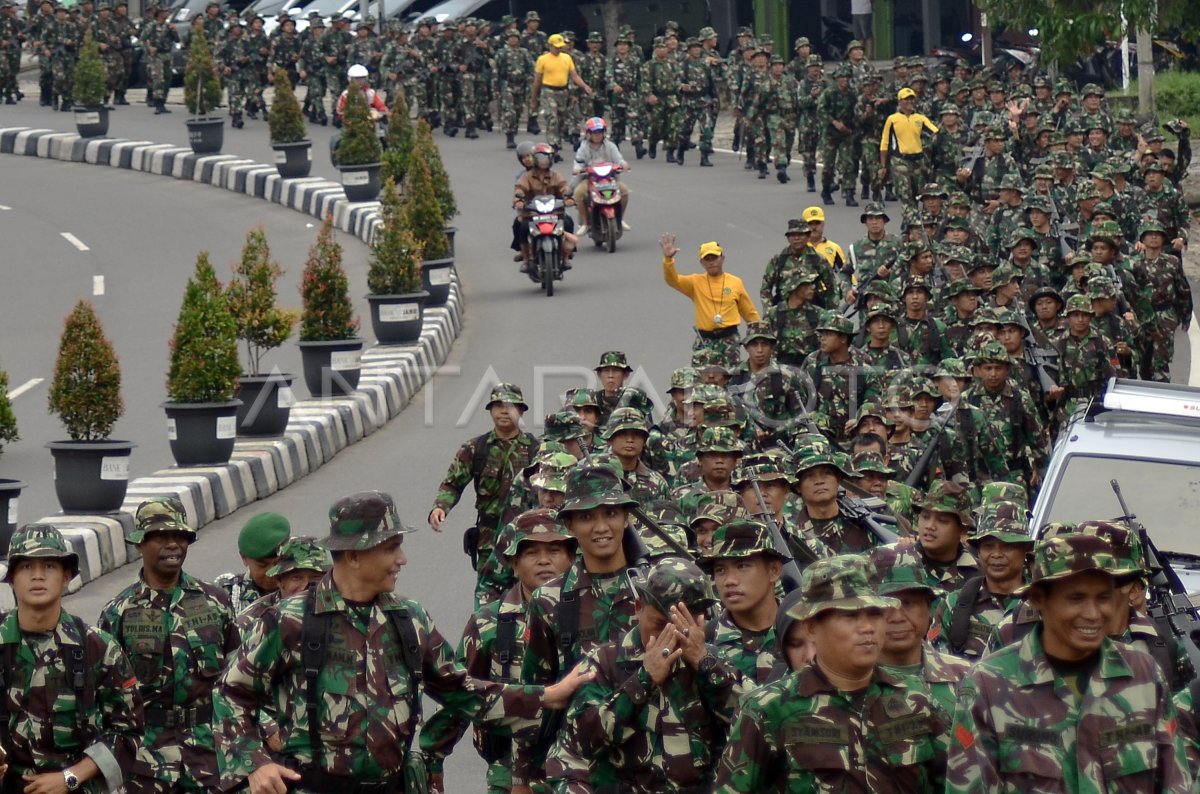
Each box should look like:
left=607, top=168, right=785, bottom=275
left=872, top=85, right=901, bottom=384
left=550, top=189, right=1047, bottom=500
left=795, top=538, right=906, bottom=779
left=570, top=117, right=631, bottom=235
left=511, top=140, right=538, bottom=262
left=514, top=142, right=577, bottom=271
left=335, top=63, right=389, bottom=123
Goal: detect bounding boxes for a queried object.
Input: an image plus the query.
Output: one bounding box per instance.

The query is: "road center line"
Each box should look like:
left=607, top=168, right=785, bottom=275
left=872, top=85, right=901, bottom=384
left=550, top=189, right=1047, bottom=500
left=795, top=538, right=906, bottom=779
left=61, top=232, right=90, bottom=251
left=93, top=275, right=105, bottom=296
left=7, top=378, right=44, bottom=401
left=0, top=205, right=11, bottom=211
left=1189, top=311, right=1200, bottom=386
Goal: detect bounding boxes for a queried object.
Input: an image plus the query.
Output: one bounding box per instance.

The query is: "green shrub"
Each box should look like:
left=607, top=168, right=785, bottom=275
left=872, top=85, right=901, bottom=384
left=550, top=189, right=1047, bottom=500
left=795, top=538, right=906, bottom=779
left=226, top=227, right=299, bottom=374
left=48, top=300, right=124, bottom=441
left=268, top=68, right=308, bottom=144
left=381, top=91, right=416, bottom=185
left=184, top=30, right=222, bottom=117
left=167, top=253, right=241, bottom=403
left=73, top=28, right=107, bottom=108
left=0, top=365, right=20, bottom=453
left=300, top=216, right=360, bottom=341
left=338, top=82, right=382, bottom=166
left=416, top=119, right=457, bottom=219
left=368, top=179, right=424, bottom=295
left=1110, top=72, right=1200, bottom=138
left=402, top=145, right=450, bottom=259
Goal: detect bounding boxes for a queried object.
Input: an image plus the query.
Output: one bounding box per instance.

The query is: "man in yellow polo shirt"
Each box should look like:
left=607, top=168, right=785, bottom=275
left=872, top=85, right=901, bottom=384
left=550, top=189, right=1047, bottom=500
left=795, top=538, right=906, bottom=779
left=879, top=86, right=939, bottom=206
left=531, top=33, right=594, bottom=159
left=660, top=233, right=761, bottom=368
left=803, top=206, right=848, bottom=276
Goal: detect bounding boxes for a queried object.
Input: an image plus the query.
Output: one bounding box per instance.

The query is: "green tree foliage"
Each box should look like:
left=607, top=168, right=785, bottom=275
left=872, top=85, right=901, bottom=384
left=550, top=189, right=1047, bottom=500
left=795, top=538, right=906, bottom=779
left=167, top=253, right=241, bottom=403
left=975, top=0, right=1159, bottom=68
left=368, top=179, right=424, bottom=295
left=48, top=301, right=124, bottom=441
left=415, top=119, right=458, bottom=219
left=184, top=30, right=222, bottom=116
left=73, top=28, right=107, bottom=108
left=0, top=366, right=19, bottom=452
left=338, top=81, right=383, bottom=166
left=268, top=68, right=308, bottom=144
left=226, top=227, right=299, bottom=374
left=300, top=216, right=361, bottom=341
left=402, top=146, right=450, bottom=259
left=381, top=91, right=416, bottom=185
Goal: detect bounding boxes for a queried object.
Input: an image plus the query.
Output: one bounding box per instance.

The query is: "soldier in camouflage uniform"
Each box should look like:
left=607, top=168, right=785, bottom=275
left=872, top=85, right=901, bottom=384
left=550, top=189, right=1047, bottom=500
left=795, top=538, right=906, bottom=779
left=219, top=21, right=255, bottom=128
left=547, top=558, right=735, bottom=792
left=797, top=54, right=824, bottom=192
left=321, top=14, right=352, bottom=118
left=642, top=37, right=683, bottom=162
left=761, top=218, right=838, bottom=311
left=671, top=426, right=744, bottom=518
left=714, top=555, right=948, bottom=792
left=0, top=524, right=145, bottom=794
left=0, top=0, right=28, bottom=105
left=800, top=312, right=878, bottom=444
left=607, top=34, right=643, bottom=153
left=817, top=64, right=859, bottom=206
left=298, top=17, right=328, bottom=124
left=43, top=4, right=80, bottom=110
left=676, top=38, right=717, bottom=167
left=97, top=498, right=239, bottom=794
left=909, top=479, right=980, bottom=593
left=268, top=16, right=302, bottom=88
left=766, top=268, right=823, bottom=368
left=495, top=29, right=534, bottom=148
left=946, top=533, right=1191, bottom=792
left=143, top=5, right=177, bottom=114
left=848, top=201, right=903, bottom=289
left=727, top=322, right=813, bottom=449
left=855, top=73, right=888, bottom=200
left=212, top=512, right=290, bottom=616
left=1135, top=220, right=1193, bottom=381
left=428, top=383, right=538, bottom=597
left=602, top=408, right=672, bottom=506
left=215, top=492, right=587, bottom=794
left=92, top=2, right=126, bottom=104
left=762, top=55, right=800, bottom=183
left=574, top=31, right=606, bottom=120
left=1051, top=293, right=1115, bottom=421
left=421, top=511, right=576, bottom=794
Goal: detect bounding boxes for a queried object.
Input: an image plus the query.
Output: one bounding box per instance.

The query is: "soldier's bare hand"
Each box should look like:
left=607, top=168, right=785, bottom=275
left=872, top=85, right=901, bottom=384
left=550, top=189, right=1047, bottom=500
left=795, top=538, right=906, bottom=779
left=544, top=660, right=595, bottom=709
left=428, top=772, right=444, bottom=793
left=1172, top=237, right=1185, bottom=251
left=643, top=628, right=682, bottom=685
left=427, top=508, right=446, bottom=532
left=659, top=233, right=679, bottom=259
left=22, top=773, right=68, bottom=794
left=669, top=603, right=707, bottom=668
left=248, top=763, right=301, bottom=794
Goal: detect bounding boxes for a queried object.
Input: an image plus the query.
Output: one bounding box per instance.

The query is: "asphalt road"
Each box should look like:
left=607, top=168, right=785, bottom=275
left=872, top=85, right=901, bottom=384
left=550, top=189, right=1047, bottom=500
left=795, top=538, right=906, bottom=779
left=1, top=96, right=1199, bottom=787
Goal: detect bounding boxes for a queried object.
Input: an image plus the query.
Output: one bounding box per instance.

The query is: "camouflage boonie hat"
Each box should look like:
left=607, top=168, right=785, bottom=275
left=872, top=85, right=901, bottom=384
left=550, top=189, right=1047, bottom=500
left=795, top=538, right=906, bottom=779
left=595, top=350, right=633, bottom=372
left=697, top=426, right=745, bottom=455
left=586, top=31, right=602, bottom=43
left=917, top=480, right=974, bottom=527
left=859, top=201, right=889, bottom=222
left=944, top=279, right=983, bottom=299
left=1065, top=293, right=1096, bottom=314
left=731, top=450, right=793, bottom=487
left=129, top=497, right=196, bottom=543
left=983, top=126, right=1008, bottom=141
left=691, top=491, right=746, bottom=532
left=501, top=508, right=575, bottom=560
left=634, top=558, right=718, bottom=616
left=524, top=10, right=538, bottom=20
left=486, top=382, right=529, bottom=411
left=702, top=394, right=741, bottom=428
left=792, top=443, right=852, bottom=479
left=863, top=279, right=900, bottom=303
left=867, top=545, right=939, bottom=597
left=785, top=218, right=812, bottom=235
left=701, top=519, right=790, bottom=567
left=266, top=536, right=330, bottom=577
left=970, top=501, right=1033, bottom=546
left=688, top=382, right=724, bottom=405
left=990, top=264, right=1023, bottom=290
left=543, top=410, right=589, bottom=442
left=564, top=387, right=599, bottom=410
left=1075, top=520, right=1147, bottom=577
left=816, top=311, right=853, bottom=337
left=559, top=464, right=637, bottom=514
left=833, top=63, right=853, bottom=78
left=1143, top=159, right=1165, bottom=173
left=528, top=451, right=576, bottom=493
left=787, top=555, right=898, bottom=621
left=691, top=348, right=731, bottom=373
left=699, top=26, right=716, bottom=39
left=934, top=358, right=968, bottom=379
left=793, top=36, right=810, bottom=48
left=603, top=407, right=650, bottom=438
left=863, top=302, right=897, bottom=326
left=974, top=338, right=1013, bottom=366
left=1020, top=533, right=1117, bottom=594
left=4, top=524, right=79, bottom=581
left=668, top=367, right=698, bottom=393
left=321, top=491, right=413, bottom=551
left=851, top=449, right=895, bottom=477
left=1139, top=219, right=1167, bottom=238
left=742, top=322, right=776, bottom=345
left=901, top=275, right=933, bottom=297
left=997, top=173, right=1024, bottom=193
left=846, top=400, right=890, bottom=434
left=1024, top=195, right=1053, bottom=214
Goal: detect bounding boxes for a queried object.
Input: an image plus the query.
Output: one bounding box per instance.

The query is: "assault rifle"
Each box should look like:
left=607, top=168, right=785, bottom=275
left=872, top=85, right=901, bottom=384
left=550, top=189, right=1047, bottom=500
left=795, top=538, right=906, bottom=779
left=744, top=468, right=808, bottom=590
left=776, top=440, right=899, bottom=547
left=1013, top=311, right=1060, bottom=393
left=1045, top=192, right=1078, bottom=263
left=904, top=400, right=957, bottom=487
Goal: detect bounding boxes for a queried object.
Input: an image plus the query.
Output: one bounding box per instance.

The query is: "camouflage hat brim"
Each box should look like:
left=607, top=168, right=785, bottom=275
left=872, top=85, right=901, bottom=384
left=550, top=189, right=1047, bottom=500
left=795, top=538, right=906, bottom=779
left=126, top=523, right=198, bottom=544
left=787, top=593, right=899, bottom=622
left=698, top=546, right=791, bottom=572
left=876, top=579, right=940, bottom=598
left=318, top=521, right=412, bottom=551
left=6, top=547, right=79, bottom=569
left=559, top=489, right=637, bottom=515
left=969, top=529, right=1035, bottom=546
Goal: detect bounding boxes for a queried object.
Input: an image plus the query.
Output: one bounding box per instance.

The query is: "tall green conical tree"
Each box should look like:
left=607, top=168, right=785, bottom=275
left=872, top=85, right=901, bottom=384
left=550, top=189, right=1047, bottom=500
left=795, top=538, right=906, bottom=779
left=0, top=364, right=19, bottom=453
left=381, top=91, right=416, bottom=185
left=299, top=216, right=360, bottom=341
left=368, top=178, right=424, bottom=295
left=401, top=144, right=450, bottom=259
left=48, top=300, right=123, bottom=440
left=167, top=253, right=241, bottom=403
left=73, top=28, right=107, bottom=107
left=226, top=227, right=299, bottom=374
left=338, top=81, right=382, bottom=166
left=184, top=30, right=222, bottom=117
left=268, top=68, right=308, bottom=144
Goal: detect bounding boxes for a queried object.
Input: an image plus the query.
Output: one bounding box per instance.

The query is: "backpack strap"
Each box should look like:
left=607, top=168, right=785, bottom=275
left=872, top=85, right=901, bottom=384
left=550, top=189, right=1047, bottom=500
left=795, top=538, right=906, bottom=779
left=386, top=606, right=424, bottom=727
left=555, top=589, right=581, bottom=672
left=65, top=615, right=95, bottom=744
left=0, top=638, right=15, bottom=755
left=469, top=432, right=492, bottom=490
left=493, top=612, right=520, bottom=683
left=947, top=576, right=987, bottom=654
left=301, top=587, right=330, bottom=768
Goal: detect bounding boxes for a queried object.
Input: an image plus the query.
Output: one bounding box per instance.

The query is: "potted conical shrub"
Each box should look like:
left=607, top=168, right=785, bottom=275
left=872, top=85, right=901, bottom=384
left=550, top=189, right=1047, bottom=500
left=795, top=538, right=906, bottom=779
left=418, top=119, right=458, bottom=257
left=268, top=68, right=311, bottom=178
left=380, top=90, right=415, bottom=186
left=46, top=300, right=134, bottom=512
left=227, top=227, right=300, bottom=435
left=336, top=81, right=382, bottom=202
left=73, top=29, right=109, bottom=138
left=402, top=143, right=453, bottom=307
left=368, top=178, right=427, bottom=345
left=163, top=252, right=242, bottom=465
left=298, top=216, right=363, bottom=398
left=184, top=30, right=224, bottom=154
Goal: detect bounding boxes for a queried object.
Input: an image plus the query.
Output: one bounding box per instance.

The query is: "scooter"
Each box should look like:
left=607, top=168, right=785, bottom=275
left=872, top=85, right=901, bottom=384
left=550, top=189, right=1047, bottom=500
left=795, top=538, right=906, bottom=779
left=585, top=162, right=624, bottom=254
left=525, top=194, right=566, bottom=296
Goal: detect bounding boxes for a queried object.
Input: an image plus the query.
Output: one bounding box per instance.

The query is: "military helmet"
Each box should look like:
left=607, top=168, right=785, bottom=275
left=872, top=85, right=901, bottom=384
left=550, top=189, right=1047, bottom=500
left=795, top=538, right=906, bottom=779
left=129, top=497, right=197, bottom=544
left=633, top=558, right=718, bottom=616
left=787, top=555, right=898, bottom=621
left=266, top=536, right=331, bottom=578
left=4, top=524, right=79, bottom=582
left=320, top=491, right=414, bottom=551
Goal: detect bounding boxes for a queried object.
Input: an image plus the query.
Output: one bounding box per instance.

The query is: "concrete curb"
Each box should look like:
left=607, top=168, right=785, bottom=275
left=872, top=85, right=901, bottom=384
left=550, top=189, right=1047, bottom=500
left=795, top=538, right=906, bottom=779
left=0, top=126, right=466, bottom=587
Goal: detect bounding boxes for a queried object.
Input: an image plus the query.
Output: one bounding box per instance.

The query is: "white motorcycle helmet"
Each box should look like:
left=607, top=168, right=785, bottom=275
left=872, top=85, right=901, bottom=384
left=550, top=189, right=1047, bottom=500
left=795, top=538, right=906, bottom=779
left=347, top=63, right=369, bottom=80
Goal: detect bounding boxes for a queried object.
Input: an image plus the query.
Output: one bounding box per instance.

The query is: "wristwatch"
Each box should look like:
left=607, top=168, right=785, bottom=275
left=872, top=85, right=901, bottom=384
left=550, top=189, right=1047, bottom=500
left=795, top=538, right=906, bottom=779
left=63, top=770, right=81, bottom=791
left=698, top=653, right=721, bottom=676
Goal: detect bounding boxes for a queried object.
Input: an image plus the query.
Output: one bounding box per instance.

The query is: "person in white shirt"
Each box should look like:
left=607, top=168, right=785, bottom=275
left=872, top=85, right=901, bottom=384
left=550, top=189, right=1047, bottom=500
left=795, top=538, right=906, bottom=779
left=851, top=0, right=874, bottom=59
left=570, top=117, right=631, bottom=234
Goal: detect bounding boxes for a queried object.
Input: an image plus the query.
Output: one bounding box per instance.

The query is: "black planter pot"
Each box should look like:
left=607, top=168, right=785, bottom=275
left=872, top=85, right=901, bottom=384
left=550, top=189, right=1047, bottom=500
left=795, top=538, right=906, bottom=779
left=368, top=292, right=428, bottom=345
left=297, top=339, right=364, bottom=398
left=0, top=479, right=24, bottom=559
left=162, top=401, right=242, bottom=466
left=444, top=226, right=457, bottom=258
left=420, top=258, right=454, bottom=307
left=74, top=106, right=109, bottom=138
left=272, top=140, right=312, bottom=178
left=46, top=440, right=135, bottom=513
left=339, top=162, right=381, bottom=202
left=186, top=117, right=225, bottom=154
left=235, top=373, right=296, bottom=436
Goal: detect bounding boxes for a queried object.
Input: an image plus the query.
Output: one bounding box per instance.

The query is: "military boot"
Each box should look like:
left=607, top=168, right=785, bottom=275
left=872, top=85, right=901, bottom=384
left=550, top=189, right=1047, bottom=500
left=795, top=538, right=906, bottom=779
left=115, top=91, right=129, bottom=105
left=884, top=186, right=897, bottom=202
left=861, top=184, right=869, bottom=199
left=526, top=116, right=539, bottom=134
left=3, top=93, right=12, bottom=105
left=872, top=189, right=883, bottom=202
left=806, top=172, right=816, bottom=192
left=232, top=112, right=244, bottom=128
left=666, top=147, right=676, bottom=163
left=59, top=98, right=72, bottom=112
left=39, top=87, right=50, bottom=106
left=429, top=111, right=440, bottom=129
left=465, top=122, right=478, bottom=139
left=505, top=132, right=516, bottom=149
left=776, top=165, right=789, bottom=184
left=634, top=140, right=646, bottom=160
left=821, top=186, right=834, bottom=205
left=445, top=123, right=458, bottom=137
left=676, top=147, right=685, bottom=165
left=649, top=142, right=657, bottom=159
left=844, top=190, right=859, bottom=207
left=758, top=163, right=768, bottom=179
left=699, top=151, right=712, bottom=167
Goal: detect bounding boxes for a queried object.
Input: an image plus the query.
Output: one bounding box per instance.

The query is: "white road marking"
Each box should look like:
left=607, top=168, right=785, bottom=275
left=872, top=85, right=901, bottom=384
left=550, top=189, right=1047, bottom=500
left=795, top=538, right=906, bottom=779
left=7, top=379, right=44, bottom=401
left=61, top=232, right=90, bottom=251
left=1189, top=315, right=1200, bottom=386
left=93, top=275, right=105, bottom=296
left=0, top=205, right=11, bottom=211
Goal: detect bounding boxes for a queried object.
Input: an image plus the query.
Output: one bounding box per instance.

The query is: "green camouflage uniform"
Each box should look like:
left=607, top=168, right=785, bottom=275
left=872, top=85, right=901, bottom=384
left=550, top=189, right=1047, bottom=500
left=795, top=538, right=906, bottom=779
left=801, top=338, right=877, bottom=444
left=1053, top=322, right=1115, bottom=421
left=816, top=78, right=858, bottom=192
left=1136, top=248, right=1193, bottom=382
left=642, top=52, right=682, bottom=155
left=45, top=15, right=81, bottom=103
left=606, top=49, right=643, bottom=146
left=766, top=69, right=800, bottom=170
left=761, top=242, right=836, bottom=311
left=495, top=41, right=534, bottom=135
left=679, top=51, right=717, bottom=154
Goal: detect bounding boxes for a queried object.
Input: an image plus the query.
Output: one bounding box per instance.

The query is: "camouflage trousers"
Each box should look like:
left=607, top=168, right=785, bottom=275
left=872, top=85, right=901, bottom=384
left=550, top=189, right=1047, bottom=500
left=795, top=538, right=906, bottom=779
left=859, top=136, right=883, bottom=191
left=566, top=86, right=585, bottom=138
left=677, top=97, right=707, bottom=150
left=888, top=154, right=926, bottom=205
left=644, top=98, right=681, bottom=148
left=1139, top=318, right=1179, bottom=382
left=697, top=98, right=719, bottom=153
left=748, top=116, right=770, bottom=166
left=38, top=53, right=52, bottom=93
left=499, top=83, right=529, bottom=134
left=538, top=87, right=570, bottom=149
left=52, top=55, right=76, bottom=100
left=305, top=73, right=329, bottom=116
left=148, top=53, right=171, bottom=102
left=818, top=132, right=855, bottom=189
left=768, top=114, right=796, bottom=167
left=103, top=52, right=124, bottom=95
left=458, top=72, right=478, bottom=125
left=608, top=97, right=642, bottom=143
left=0, top=51, right=10, bottom=97
left=400, top=75, right=426, bottom=115
left=438, top=71, right=460, bottom=125
left=326, top=67, right=347, bottom=103
left=693, top=329, right=742, bottom=369
left=797, top=120, right=818, bottom=176
left=227, top=74, right=253, bottom=115
left=250, top=66, right=267, bottom=111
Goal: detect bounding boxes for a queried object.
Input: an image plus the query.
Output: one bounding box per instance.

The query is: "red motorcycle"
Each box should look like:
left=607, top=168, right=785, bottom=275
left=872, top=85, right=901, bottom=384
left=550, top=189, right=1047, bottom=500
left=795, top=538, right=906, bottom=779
left=585, top=162, right=625, bottom=254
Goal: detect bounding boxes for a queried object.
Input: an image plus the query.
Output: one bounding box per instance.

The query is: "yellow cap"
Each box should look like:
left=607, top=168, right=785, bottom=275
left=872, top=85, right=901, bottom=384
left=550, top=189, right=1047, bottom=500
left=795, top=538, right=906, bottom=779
left=548, top=33, right=566, bottom=47
left=802, top=206, right=825, bottom=223
left=698, top=241, right=723, bottom=258
left=898, top=87, right=917, bottom=100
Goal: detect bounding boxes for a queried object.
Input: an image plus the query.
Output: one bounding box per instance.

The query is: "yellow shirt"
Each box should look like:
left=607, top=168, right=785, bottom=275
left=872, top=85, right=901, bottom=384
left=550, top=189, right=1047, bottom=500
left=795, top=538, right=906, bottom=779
left=811, top=239, right=846, bottom=268
left=662, top=257, right=761, bottom=331
left=880, top=111, right=939, bottom=154
left=535, top=52, right=575, bottom=88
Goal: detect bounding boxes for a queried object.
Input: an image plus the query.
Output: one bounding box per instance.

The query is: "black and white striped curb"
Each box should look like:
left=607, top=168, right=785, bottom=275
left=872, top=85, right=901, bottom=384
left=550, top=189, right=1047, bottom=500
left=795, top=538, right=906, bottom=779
left=0, top=125, right=465, bottom=587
